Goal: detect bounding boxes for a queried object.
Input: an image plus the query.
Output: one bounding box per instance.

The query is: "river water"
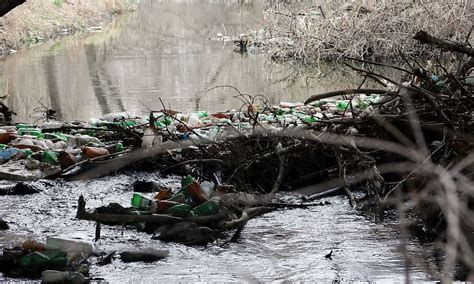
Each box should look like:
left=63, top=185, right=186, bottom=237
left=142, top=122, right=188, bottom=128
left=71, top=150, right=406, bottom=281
left=0, top=0, right=438, bottom=282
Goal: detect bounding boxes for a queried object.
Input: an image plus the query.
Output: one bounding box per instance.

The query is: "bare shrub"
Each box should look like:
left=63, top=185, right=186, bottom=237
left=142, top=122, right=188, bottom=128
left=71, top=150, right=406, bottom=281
left=258, top=0, right=474, bottom=62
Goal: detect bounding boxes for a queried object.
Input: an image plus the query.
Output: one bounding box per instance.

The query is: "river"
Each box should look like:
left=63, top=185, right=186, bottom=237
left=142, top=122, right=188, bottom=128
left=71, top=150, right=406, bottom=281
left=0, top=0, right=437, bottom=282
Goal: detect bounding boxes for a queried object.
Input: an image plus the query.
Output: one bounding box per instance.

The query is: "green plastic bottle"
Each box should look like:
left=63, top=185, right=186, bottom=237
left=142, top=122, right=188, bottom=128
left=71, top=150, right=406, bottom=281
left=115, top=143, right=124, bottom=152
left=42, top=151, right=59, bottom=165
left=197, top=111, right=209, bottom=119
left=20, top=149, right=33, bottom=158
left=164, top=204, right=192, bottom=217
left=181, top=175, right=194, bottom=188
left=53, top=132, right=70, bottom=142
left=160, top=117, right=172, bottom=126
left=0, top=144, right=6, bottom=150
left=189, top=197, right=221, bottom=217
left=336, top=100, right=349, bottom=111
left=303, top=116, right=317, bottom=124
left=18, top=250, right=68, bottom=270
left=168, top=175, right=197, bottom=205
left=18, top=128, right=44, bottom=138
left=131, top=193, right=156, bottom=211
left=116, top=120, right=137, bottom=128
left=15, top=123, right=37, bottom=130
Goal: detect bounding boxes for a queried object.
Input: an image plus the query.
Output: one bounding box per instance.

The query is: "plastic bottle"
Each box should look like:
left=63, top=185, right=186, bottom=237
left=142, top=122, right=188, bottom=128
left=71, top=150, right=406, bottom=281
left=0, top=148, right=20, bottom=162
left=142, top=127, right=159, bottom=148
left=303, top=116, right=317, bottom=124
left=208, top=127, right=219, bottom=141
left=105, top=143, right=124, bottom=153
left=171, top=176, right=205, bottom=205
left=21, top=239, right=46, bottom=251
left=189, top=197, right=221, bottom=217
left=200, top=181, right=215, bottom=197
left=18, top=250, right=68, bottom=270
left=20, top=149, right=33, bottom=158
left=131, top=193, right=157, bottom=211
left=42, top=151, right=59, bottom=165
left=168, top=192, right=189, bottom=204
left=42, top=121, right=63, bottom=130
left=0, top=144, right=6, bottom=150
left=45, top=238, right=93, bottom=264
left=18, top=128, right=44, bottom=138
left=160, top=116, right=172, bottom=126
left=0, top=131, right=15, bottom=144
left=67, top=134, right=102, bottom=148
left=58, top=151, right=77, bottom=169
left=156, top=200, right=181, bottom=213
left=34, top=139, right=49, bottom=150
left=181, top=175, right=194, bottom=188
left=164, top=204, right=192, bottom=217
left=336, top=100, right=349, bottom=111
left=184, top=181, right=208, bottom=205
left=42, top=270, right=85, bottom=284
left=154, top=189, right=172, bottom=200
left=15, top=123, right=37, bottom=130
left=116, top=120, right=137, bottom=127
left=186, top=115, right=201, bottom=128
left=82, top=147, right=109, bottom=158
left=280, top=102, right=296, bottom=108
left=115, top=142, right=124, bottom=152
left=44, top=133, right=69, bottom=142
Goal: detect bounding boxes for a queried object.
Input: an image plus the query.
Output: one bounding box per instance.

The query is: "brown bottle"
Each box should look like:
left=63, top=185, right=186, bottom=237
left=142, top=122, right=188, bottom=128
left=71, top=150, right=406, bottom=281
left=0, top=131, right=16, bottom=144
left=82, top=147, right=109, bottom=158
left=154, top=189, right=172, bottom=200
left=21, top=239, right=46, bottom=251
left=185, top=181, right=208, bottom=205
left=58, top=151, right=76, bottom=169
left=156, top=200, right=181, bottom=214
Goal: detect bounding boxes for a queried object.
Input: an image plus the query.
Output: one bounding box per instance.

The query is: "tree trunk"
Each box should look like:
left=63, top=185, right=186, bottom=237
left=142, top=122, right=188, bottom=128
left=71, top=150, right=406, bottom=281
left=0, top=0, right=26, bottom=17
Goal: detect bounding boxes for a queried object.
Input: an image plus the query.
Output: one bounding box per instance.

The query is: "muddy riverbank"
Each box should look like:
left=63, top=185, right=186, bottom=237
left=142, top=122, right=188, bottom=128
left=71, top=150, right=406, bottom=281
left=0, top=0, right=135, bottom=56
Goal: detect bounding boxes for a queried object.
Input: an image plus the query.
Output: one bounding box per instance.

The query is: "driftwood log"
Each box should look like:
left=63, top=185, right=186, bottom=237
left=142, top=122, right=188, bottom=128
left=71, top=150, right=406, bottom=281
left=0, top=0, right=25, bottom=17
left=413, top=30, right=474, bottom=57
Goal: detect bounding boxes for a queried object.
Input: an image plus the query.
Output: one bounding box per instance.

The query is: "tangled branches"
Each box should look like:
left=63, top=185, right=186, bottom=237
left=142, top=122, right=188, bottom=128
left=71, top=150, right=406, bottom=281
left=257, top=0, right=473, bottom=62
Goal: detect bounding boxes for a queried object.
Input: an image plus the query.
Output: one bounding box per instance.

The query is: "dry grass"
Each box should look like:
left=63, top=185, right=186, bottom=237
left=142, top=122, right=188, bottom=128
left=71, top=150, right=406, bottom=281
left=0, top=0, right=132, bottom=54
left=258, top=0, right=474, bottom=62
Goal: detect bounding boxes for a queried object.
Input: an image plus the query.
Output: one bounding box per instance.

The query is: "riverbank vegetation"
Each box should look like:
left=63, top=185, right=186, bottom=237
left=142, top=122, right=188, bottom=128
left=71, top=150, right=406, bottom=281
left=0, top=0, right=136, bottom=55
left=257, top=0, right=473, bottom=62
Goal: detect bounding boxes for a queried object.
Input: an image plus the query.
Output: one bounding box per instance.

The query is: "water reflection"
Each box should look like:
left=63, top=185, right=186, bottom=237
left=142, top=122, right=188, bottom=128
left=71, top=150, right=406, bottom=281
left=0, top=0, right=361, bottom=123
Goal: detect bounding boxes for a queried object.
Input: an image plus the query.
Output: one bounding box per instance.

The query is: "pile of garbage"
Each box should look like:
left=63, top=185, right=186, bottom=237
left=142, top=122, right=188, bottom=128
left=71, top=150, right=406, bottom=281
left=0, top=238, right=92, bottom=281
left=0, top=94, right=381, bottom=181
left=0, top=237, right=170, bottom=282
left=132, top=176, right=221, bottom=218
left=76, top=174, right=278, bottom=245
left=0, top=118, right=128, bottom=180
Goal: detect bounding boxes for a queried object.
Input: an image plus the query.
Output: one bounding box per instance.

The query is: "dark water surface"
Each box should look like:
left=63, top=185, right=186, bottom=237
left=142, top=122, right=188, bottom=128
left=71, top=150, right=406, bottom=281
left=0, top=172, right=436, bottom=282
left=0, top=0, right=437, bottom=282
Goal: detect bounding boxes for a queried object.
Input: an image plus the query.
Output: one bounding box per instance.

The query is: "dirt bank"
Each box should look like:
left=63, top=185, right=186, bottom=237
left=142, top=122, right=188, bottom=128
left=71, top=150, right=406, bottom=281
left=0, top=0, right=135, bottom=55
